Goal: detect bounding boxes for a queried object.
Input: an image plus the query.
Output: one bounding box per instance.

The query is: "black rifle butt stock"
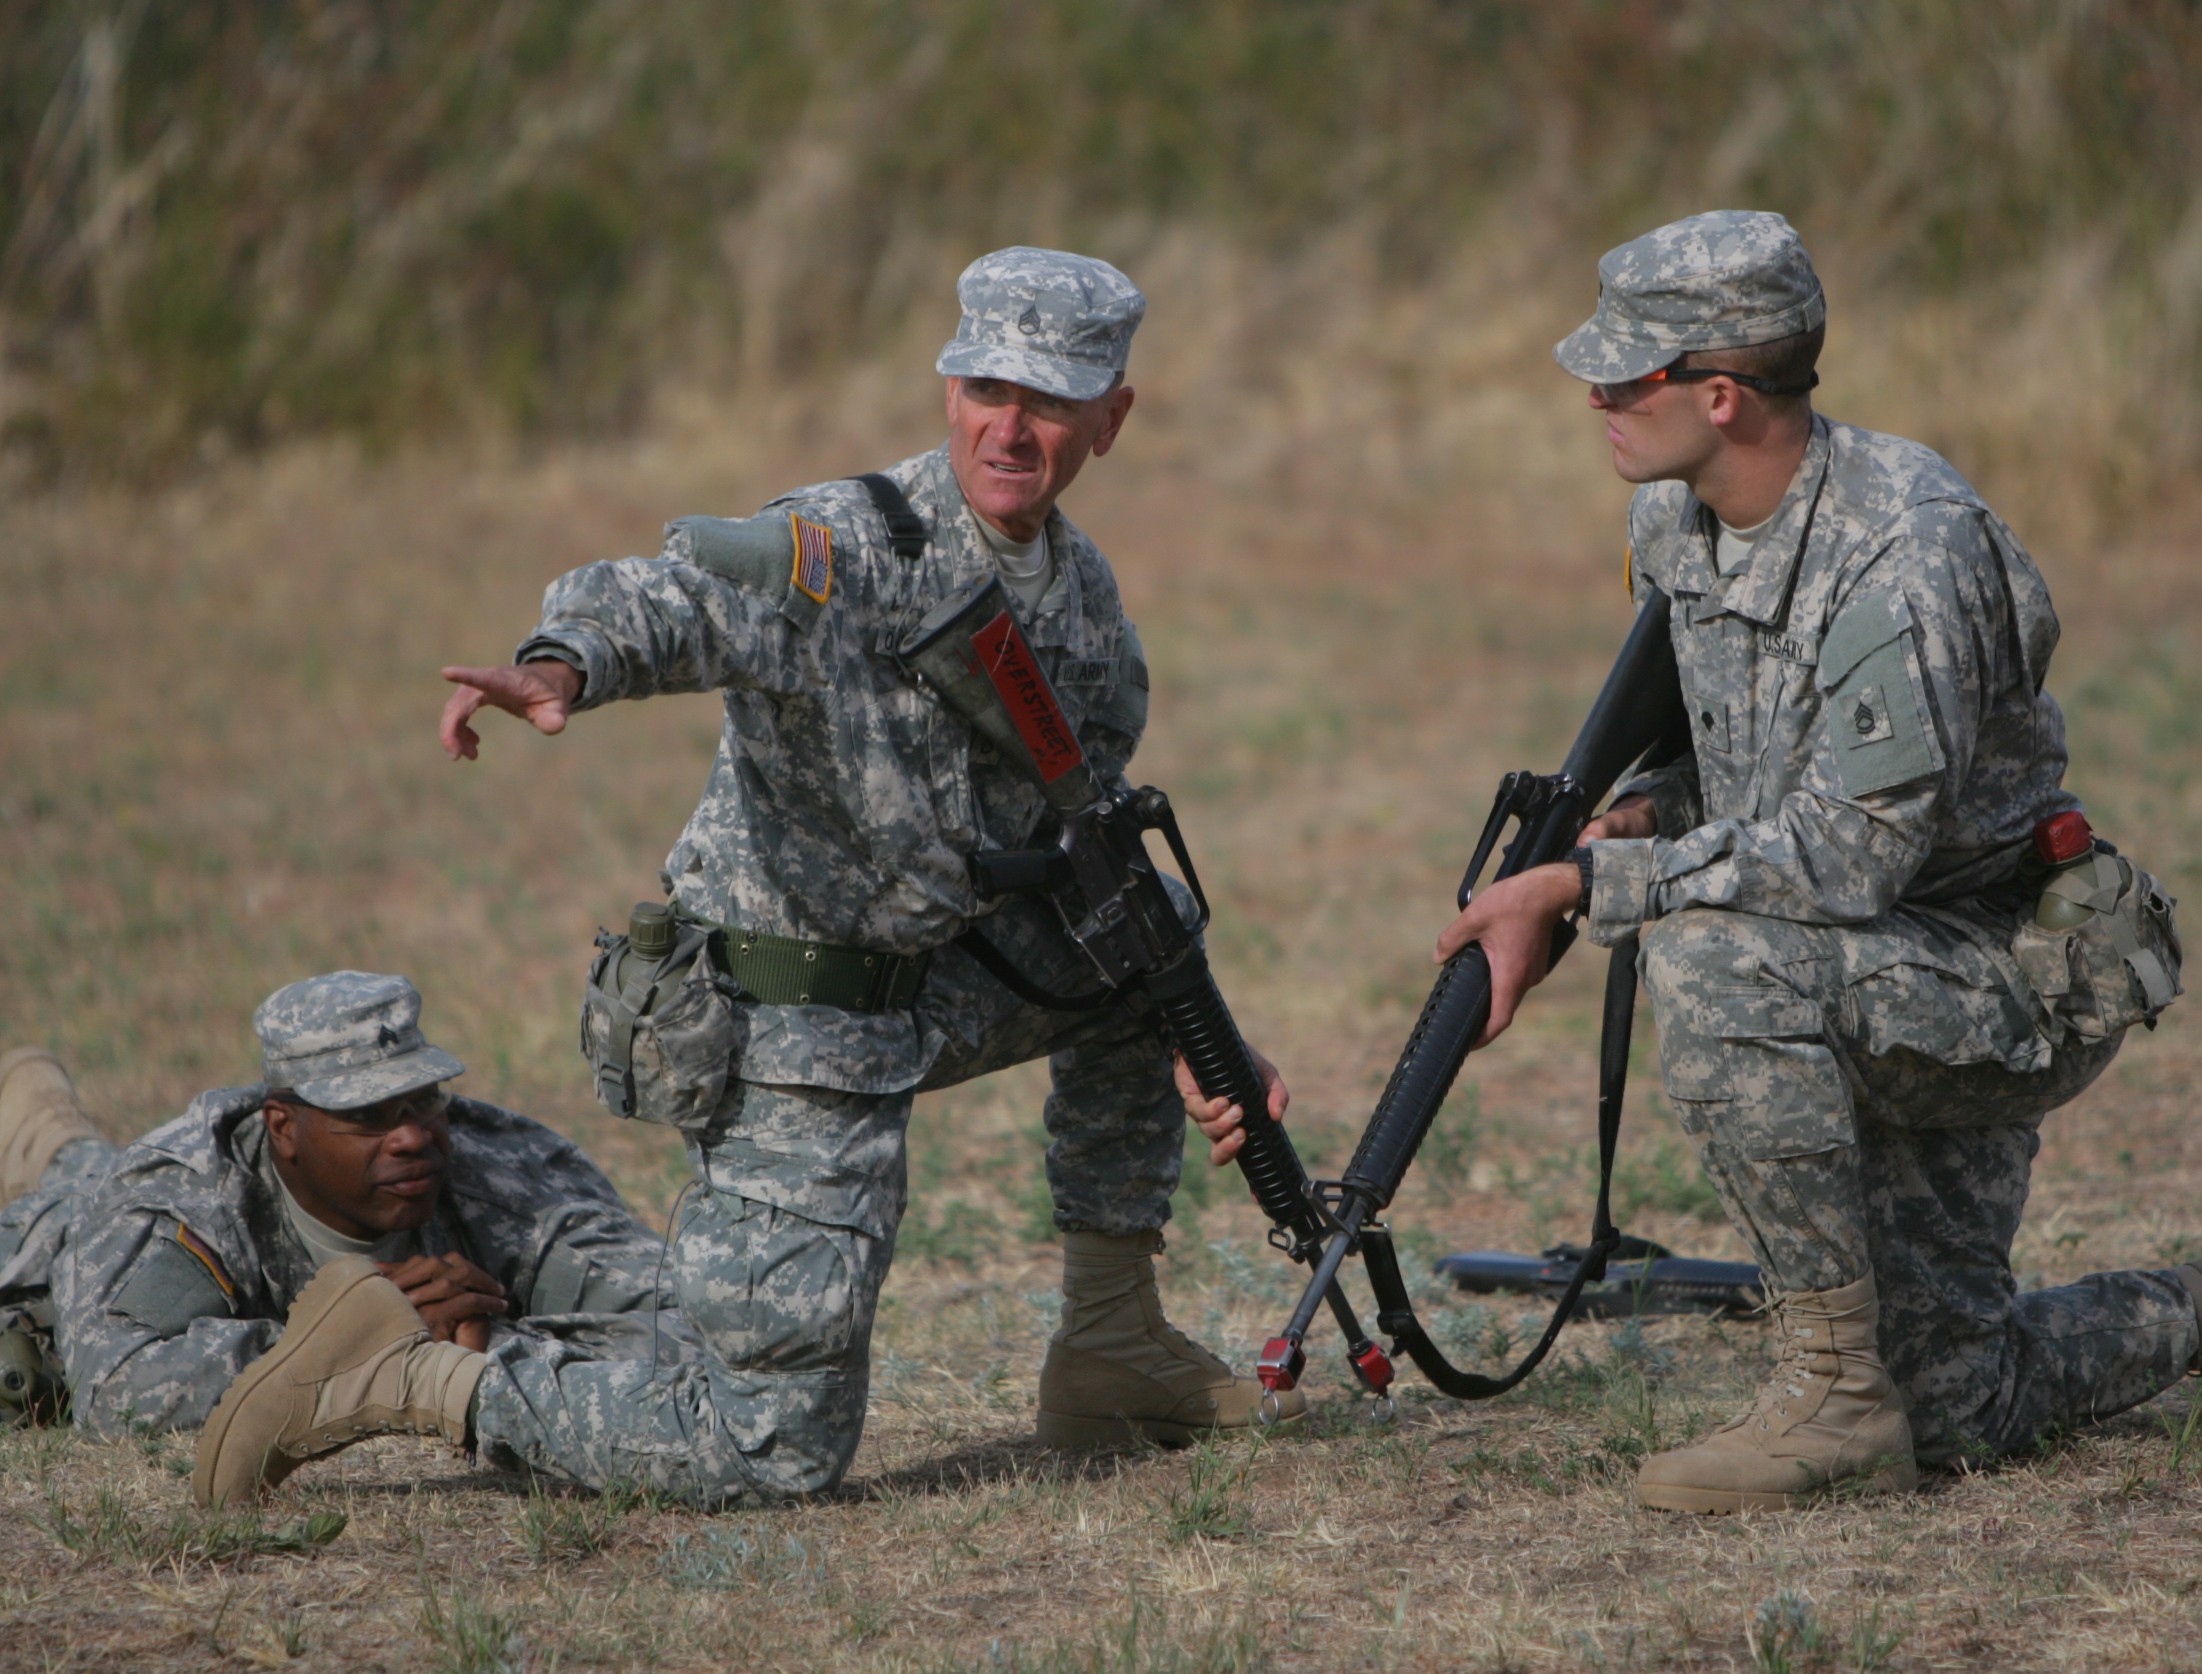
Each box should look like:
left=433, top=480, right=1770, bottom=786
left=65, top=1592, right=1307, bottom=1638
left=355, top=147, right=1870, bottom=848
left=1146, top=952, right=1327, bottom=1256
left=1339, top=945, right=1493, bottom=1212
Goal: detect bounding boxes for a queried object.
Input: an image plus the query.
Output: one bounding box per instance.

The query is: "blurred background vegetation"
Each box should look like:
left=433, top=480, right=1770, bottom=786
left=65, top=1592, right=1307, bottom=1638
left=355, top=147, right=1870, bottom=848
left=3, top=0, right=2199, bottom=502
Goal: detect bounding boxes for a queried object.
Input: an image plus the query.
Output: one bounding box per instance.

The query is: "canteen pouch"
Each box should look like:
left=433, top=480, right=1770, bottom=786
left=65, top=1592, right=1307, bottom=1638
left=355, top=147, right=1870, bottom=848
left=580, top=921, right=742, bottom=1131
left=2012, top=850, right=2184, bottom=1043
left=0, top=1303, right=64, bottom=1427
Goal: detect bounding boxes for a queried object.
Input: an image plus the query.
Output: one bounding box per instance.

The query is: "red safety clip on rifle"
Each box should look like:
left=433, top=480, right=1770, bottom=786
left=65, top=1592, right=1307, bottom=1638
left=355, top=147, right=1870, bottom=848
left=899, top=578, right=1397, bottom=1401
left=1255, top=590, right=1691, bottom=1411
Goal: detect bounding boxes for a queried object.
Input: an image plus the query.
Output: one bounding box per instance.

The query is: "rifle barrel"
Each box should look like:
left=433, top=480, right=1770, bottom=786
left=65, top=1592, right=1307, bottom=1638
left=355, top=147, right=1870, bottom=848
left=1147, top=951, right=1326, bottom=1258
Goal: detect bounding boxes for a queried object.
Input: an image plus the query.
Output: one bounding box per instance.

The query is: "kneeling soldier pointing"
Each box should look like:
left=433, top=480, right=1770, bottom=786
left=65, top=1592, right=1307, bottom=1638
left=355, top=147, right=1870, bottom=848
left=198, top=248, right=1295, bottom=1510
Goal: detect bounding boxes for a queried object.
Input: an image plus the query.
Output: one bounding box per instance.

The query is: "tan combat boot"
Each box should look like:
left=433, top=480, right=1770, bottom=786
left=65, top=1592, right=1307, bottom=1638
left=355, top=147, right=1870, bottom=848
left=1637, top=1273, right=1917, bottom=1514
left=0, top=1048, right=101, bottom=1201
left=1036, top=1229, right=1305, bottom=1447
left=2173, top=1263, right=2202, bottom=1371
left=194, top=1256, right=487, bottom=1507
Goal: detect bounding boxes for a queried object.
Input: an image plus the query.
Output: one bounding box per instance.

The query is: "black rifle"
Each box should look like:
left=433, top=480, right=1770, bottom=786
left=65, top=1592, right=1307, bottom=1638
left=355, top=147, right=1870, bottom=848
left=1438, top=1240, right=1764, bottom=1319
left=899, top=578, right=1396, bottom=1395
left=1255, top=590, right=1690, bottom=1405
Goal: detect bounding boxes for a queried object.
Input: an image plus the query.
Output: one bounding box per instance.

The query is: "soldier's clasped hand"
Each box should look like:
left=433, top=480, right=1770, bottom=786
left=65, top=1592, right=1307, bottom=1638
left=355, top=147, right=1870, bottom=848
left=378, top=1251, right=508, bottom=1352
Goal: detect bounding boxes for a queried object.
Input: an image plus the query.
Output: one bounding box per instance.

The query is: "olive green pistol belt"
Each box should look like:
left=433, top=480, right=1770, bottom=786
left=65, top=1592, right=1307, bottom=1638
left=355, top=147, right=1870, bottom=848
left=698, top=921, right=931, bottom=1012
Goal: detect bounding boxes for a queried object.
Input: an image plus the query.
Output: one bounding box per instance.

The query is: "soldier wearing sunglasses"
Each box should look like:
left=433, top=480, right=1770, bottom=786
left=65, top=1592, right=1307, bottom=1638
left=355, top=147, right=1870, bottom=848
left=1442, top=210, right=2193, bottom=1510
left=1193, top=210, right=2192, bottom=1514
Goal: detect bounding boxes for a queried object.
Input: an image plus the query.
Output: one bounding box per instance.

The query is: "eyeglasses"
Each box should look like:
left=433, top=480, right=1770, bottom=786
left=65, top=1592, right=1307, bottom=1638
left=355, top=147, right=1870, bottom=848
left=1593, top=366, right=1820, bottom=406
left=320, top=1087, right=451, bottom=1135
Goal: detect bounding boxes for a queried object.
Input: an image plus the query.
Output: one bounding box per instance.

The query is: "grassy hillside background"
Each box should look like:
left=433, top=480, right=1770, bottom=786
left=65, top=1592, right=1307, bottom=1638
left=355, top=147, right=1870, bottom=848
left=5, top=6, right=2202, bottom=1671
left=4, top=0, right=2201, bottom=527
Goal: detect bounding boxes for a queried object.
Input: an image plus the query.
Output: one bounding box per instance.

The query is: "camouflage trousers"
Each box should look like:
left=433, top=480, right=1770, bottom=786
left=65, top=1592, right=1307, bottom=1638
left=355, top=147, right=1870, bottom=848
left=0, top=1136, right=120, bottom=1284
left=1640, top=905, right=2197, bottom=1466
left=474, top=897, right=1184, bottom=1503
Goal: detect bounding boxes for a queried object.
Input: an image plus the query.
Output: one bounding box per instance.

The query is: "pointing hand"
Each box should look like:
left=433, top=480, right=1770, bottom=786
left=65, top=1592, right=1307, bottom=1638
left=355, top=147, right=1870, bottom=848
left=439, top=662, right=583, bottom=761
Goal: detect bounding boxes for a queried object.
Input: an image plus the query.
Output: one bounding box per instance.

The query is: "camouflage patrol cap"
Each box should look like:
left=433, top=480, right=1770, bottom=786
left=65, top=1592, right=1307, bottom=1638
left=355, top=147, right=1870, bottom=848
left=1554, top=210, right=1826, bottom=384
left=252, top=972, right=465, bottom=1111
left=936, top=246, right=1145, bottom=401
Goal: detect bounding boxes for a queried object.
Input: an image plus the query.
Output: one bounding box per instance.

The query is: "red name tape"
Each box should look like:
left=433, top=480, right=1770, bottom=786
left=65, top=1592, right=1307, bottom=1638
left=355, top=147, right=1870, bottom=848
left=970, top=610, right=1085, bottom=783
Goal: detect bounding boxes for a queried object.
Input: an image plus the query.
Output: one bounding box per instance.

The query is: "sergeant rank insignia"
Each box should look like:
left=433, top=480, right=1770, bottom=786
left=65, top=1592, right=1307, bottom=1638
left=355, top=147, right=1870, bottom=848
left=788, top=514, right=834, bottom=604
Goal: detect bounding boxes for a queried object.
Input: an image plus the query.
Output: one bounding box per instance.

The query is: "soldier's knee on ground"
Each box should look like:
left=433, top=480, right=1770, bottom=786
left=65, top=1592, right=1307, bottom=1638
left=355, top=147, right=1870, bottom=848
left=676, top=1194, right=882, bottom=1376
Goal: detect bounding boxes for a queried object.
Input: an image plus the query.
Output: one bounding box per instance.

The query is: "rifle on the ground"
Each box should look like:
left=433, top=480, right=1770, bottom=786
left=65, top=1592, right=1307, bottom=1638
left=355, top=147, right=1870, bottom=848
left=1439, top=1239, right=1764, bottom=1319
left=1253, top=590, right=1691, bottom=1406
left=900, top=578, right=1396, bottom=1395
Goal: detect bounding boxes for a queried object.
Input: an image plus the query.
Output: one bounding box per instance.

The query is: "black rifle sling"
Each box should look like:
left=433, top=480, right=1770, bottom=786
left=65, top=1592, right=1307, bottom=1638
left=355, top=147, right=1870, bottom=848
left=1362, top=934, right=1638, bottom=1399
left=854, top=472, right=930, bottom=560
left=953, top=925, right=1115, bottom=1011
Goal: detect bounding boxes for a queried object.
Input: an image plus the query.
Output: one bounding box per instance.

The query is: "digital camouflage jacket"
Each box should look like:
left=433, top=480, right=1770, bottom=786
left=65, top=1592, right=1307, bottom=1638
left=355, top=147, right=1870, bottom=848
left=516, top=444, right=1151, bottom=1095
left=1589, top=416, right=2079, bottom=1070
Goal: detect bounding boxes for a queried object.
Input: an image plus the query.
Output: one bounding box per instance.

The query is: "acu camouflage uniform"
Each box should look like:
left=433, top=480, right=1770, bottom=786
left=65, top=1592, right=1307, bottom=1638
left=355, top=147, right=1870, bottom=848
left=1583, top=412, right=2196, bottom=1465
left=0, top=1090, right=680, bottom=1434
left=478, top=439, right=1186, bottom=1503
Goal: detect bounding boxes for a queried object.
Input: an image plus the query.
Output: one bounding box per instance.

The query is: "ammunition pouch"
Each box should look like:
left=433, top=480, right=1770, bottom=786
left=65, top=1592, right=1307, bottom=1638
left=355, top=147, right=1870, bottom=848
left=580, top=922, right=741, bottom=1131
left=2012, top=850, right=2184, bottom=1044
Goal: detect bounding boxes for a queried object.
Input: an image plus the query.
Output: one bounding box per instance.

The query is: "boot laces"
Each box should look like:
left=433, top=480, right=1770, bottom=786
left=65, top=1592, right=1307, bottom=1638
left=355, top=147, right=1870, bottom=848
left=1752, top=1316, right=1821, bottom=1430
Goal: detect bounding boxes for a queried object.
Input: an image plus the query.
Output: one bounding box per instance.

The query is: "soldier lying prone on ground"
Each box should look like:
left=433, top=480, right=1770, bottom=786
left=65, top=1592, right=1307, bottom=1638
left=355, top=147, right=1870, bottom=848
left=0, top=970, right=691, bottom=1434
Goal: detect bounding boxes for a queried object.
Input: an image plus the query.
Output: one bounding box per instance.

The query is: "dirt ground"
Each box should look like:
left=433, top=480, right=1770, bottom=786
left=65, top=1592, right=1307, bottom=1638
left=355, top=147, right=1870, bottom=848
left=3, top=353, right=2201, bottom=1671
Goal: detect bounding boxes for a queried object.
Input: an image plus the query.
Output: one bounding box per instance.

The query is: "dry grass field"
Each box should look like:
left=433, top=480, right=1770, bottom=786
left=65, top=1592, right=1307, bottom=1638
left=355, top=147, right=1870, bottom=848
left=5, top=290, right=2202, bottom=1671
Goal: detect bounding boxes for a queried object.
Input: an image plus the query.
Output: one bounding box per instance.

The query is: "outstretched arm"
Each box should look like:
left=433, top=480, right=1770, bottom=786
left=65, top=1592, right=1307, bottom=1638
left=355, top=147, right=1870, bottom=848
left=439, top=660, right=585, bottom=761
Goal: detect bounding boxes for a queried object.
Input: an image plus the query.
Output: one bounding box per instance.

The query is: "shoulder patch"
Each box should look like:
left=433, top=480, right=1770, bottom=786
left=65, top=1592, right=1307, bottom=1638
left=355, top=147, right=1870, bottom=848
left=1816, top=592, right=1913, bottom=691
left=109, top=1224, right=238, bottom=1338
left=175, top=1223, right=237, bottom=1299
left=1623, top=543, right=1633, bottom=598
left=789, top=514, right=833, bottom=604
left=663, top=514, right=794, bottom=594
left=1818, top=593, right=1944, bottom=797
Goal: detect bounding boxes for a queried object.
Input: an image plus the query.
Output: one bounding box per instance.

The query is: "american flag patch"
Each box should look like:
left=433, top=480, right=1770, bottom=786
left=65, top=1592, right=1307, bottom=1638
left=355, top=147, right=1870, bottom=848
left=788, top=515, right=833, bottom=604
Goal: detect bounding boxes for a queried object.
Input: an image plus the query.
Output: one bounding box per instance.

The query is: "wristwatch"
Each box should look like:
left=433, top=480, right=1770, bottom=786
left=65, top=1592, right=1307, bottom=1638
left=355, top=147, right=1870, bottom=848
left=1566, top=845, right=1595, bottom=916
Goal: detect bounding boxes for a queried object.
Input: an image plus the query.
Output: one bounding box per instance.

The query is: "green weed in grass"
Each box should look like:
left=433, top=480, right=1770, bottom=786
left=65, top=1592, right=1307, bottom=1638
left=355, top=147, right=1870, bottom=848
left=980, top=1595, right=1266, bottom=1674
left=1847, top=1600, right=1908, bottom=1674
left=1173, top=1124, right=1217, bottom=1212
left=420, top=1577, right=527, bottom=1674
left=1614, top=1135, right=1725, bottom=1223
left=2158, top=1398, right=2202, bottom=1479
left=517, top=1476, right=622, bottom=1565
left=898, top=1196, right=1003, bottom=1267
left=38, top=1486, right=345, bottom=1568
left=1159, top=1439, right=1253, bottom=1543
left=1749, top=1590, right=1829, bottom=1674
left=660, top=1523, right=826, bottom=1590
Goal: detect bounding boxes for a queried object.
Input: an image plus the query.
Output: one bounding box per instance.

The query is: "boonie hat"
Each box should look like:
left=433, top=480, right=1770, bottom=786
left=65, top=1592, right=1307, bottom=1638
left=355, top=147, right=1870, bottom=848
left=253, top=972, right=465, bottom=1110
left=936, top=246, right=1145, bottom=401
left=1554, top=210, right=1826, bottom=384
